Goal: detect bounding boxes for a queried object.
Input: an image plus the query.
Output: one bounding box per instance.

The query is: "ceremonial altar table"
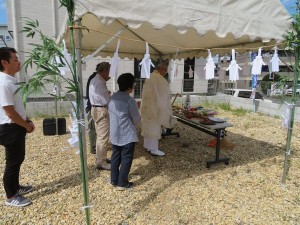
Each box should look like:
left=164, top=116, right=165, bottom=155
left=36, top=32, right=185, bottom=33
left=173, top=113, right=234, bottom=168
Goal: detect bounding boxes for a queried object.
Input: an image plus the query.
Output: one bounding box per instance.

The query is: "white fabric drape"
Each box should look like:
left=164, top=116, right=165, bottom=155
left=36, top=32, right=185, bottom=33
left=226, top=49, right=242, bottom=81
left=140, top=42, right=154, bottom=79
left=251, top=48, right=265, bottom=75
left=109, top=38, right=120, bottom=78
left=204, top=50, right=215, bottom=80
left=270, top=46, right=281, bottom=73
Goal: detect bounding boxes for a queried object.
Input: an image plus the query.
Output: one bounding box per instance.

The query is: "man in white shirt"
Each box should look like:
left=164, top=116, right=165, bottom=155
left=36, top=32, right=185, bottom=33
left=89, top=62, right=111, bottom=170
left=0, top=47, right=35, bottom=207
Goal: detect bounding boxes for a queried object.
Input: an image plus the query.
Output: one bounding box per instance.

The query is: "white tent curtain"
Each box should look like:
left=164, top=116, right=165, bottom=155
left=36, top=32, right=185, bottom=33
left=59, top=0, right=291, bottom=60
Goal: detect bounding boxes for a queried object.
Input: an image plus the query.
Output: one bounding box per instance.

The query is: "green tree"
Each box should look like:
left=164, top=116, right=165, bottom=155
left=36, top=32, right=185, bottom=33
left=260, top=73, right=283, bottom=94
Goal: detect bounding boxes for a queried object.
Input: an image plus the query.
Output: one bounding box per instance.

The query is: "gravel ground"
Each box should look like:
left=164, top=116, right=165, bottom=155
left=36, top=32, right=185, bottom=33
left=0, top=109, right=300, bottom=225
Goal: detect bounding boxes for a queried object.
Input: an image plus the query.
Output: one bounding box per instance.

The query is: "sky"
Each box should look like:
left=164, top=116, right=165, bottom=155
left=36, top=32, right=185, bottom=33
left=280, top=0, right=297, bottom=15
left=0, top=0, right=6, bottom=24
left=0, top=0, right=297, bottom=24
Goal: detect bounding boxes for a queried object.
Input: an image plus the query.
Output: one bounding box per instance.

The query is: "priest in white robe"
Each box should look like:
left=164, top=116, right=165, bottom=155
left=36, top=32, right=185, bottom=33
left=141, top=62, right=173, bottom=156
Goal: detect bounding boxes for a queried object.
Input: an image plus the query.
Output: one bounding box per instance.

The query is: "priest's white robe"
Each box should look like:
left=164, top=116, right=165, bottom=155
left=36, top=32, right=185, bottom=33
left=141, top=70, right=172, bottom=139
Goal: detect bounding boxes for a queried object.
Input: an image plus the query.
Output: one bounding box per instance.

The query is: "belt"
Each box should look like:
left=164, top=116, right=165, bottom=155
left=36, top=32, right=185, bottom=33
left=92, top=105, right=107, bottom=108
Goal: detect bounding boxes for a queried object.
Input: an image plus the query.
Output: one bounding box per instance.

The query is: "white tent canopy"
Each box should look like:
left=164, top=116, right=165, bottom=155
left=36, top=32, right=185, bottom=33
left=60, top=0, right=291, bottom=59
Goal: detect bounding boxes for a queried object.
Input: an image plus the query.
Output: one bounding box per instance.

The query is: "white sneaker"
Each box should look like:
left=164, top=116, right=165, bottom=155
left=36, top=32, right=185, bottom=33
left=150, top=149, right=165, bottom=156
left=6, top=195, right=32, bottom=207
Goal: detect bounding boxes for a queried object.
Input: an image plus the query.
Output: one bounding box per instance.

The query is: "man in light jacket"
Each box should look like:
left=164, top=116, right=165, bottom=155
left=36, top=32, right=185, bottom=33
left=141, top=62, right=173, bottom=156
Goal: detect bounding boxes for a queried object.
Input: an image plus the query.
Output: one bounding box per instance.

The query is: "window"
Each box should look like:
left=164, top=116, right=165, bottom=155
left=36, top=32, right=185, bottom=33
left=255, top=92, right=263, bottom=99
left=237, top=91, right=252, bottom=98
left=224, top=90, right=235, bottom=95
left=5, top=35, right=11, bottom=41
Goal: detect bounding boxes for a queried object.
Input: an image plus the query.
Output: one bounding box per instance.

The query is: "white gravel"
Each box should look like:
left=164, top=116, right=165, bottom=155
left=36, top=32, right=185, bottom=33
left=0, top=109, right=299, bottom=225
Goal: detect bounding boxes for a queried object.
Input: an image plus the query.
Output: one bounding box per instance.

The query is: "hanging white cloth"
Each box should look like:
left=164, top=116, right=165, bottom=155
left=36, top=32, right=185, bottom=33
left=109, top=39, right=121, bottom=78
left=170, top=59, right=178, bottom=83
left=188, top=65, right=194, bottom=78
left=251, top=48, right=265, bottom=75
left=139, top=42, right=154, bottom=79
left=226, top=49, right=242, bottom=81
left=170, top=50, right=179, bottom=83
left=56, top=39, right=71, bottom=75
left=204, top=50, right=215, bottom=80
left=282, top=102, right=294, bottom=129
left=194, top=58, right=206, bottom=79
left=270, top=46, right=281, bottom=72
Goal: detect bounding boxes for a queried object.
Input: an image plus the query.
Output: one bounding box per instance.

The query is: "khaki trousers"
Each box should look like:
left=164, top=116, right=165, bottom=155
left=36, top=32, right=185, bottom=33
left=91, top=107, right=109, bottom=166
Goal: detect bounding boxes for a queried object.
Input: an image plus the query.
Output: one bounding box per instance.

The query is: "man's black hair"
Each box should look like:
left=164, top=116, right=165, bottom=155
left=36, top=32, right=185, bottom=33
left=117, top=73, right=135, bottom=91
left=0, top=47, right=17, bottom=71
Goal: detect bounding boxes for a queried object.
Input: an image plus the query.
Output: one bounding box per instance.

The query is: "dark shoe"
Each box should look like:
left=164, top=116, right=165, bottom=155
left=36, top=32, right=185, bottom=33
left=117, top=182, right=134, bottom=191
left=17, top=185, right=33, bottom=195
left=96, top=163, right=111, bottom=171
left=110, top=182, right=117, bottom=187
left=106, top=158, right=111, bottom=164
left=90, top=147, right=96, bottom=154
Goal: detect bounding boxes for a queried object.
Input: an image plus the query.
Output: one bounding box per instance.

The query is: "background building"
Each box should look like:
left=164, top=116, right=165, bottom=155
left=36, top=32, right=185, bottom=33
left=0, top=24, right=13, bottom=47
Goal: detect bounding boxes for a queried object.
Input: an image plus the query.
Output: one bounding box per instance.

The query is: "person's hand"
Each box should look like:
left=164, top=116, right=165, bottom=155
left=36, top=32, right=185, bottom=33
left=26, top=121, right=35, bottom=133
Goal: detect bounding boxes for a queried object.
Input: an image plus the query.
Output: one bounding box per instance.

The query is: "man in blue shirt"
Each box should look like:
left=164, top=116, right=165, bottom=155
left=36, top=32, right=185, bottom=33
left=108, top=73, right=141, bottom=190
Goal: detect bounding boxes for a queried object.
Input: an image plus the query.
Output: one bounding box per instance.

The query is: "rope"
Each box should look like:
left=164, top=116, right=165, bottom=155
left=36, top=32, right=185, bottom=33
left=68, top=25, right=287, bottom=52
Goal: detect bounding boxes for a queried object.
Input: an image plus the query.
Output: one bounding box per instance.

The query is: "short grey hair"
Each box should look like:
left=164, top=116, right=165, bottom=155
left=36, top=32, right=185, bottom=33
left=156, top=62, right=168, bottom=70
left=96, top=62, right=110, bottom=73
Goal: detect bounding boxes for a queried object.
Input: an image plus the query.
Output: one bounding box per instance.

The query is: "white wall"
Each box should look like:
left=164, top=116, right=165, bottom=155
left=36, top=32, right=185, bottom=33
left=6, top=0, right=67, bottom=81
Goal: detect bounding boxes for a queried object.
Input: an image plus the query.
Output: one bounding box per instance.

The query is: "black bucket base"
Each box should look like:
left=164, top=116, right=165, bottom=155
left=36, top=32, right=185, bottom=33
left=43, top=118, right=66, bottom=135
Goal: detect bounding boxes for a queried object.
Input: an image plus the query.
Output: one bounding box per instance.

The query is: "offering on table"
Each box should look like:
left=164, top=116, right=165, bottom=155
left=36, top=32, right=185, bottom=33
left=198, top=117, right=216, bottom=125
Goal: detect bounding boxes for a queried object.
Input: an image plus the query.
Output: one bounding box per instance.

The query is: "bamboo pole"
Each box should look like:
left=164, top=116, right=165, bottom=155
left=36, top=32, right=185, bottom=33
left=281, top=50, right=299, bottom=184
left=75, top=19, right=90, bottom=224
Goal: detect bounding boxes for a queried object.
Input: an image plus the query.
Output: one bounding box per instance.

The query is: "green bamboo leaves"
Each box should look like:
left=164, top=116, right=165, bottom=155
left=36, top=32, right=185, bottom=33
left=18, top=17, right=78, bottom=101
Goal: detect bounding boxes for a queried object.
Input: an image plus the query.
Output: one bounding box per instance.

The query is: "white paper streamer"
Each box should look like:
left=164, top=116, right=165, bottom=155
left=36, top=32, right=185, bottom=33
left=55, top=39, right=71, bottom=75
left=52, top=85, right=58, bottom=96
left=251, top=48, right=265, bottom=75
left=270, top=46, right=281, bottom=72
left=282, top=102, right=294, bottom=128
left=109, top=39, right=120, bottom=78
left=139, top=42, right=154, bottom=79
left=204, top=50, right=215, bottom=80
left=170, top=50, right=179, bottom=83
left=226, top=49, right=242, bottom=81
left=188, top=65, right=194, bottom=78
left=170, top=60, right=178, bottom=83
